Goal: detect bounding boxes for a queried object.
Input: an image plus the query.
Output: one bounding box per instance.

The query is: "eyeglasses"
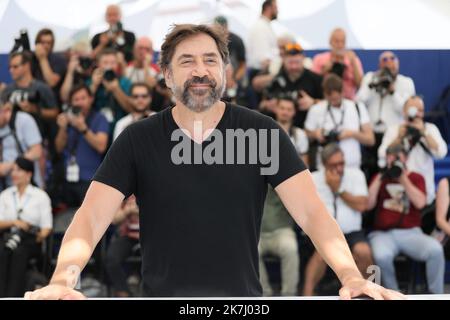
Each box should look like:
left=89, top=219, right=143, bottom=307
left=382, top=56, right=397, bottom=62
left=132, top=94, right=150, bottom=99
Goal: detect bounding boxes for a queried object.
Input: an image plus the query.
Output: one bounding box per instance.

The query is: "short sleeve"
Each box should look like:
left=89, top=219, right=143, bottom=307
left=304, top=104, right=320, bottom=131
left=39, top=191, right=53, bottom=229
left=37, top=82, right=57, bottom=109
left=19, top=113, right=43, bottom=147
left=346, top=169, right=368, bottom=197
left=356, top=101, right=371, bottom=125
left=92, top=127, right=137, bottom=197
left=91, top=113, right=110, bottom=134
left=264, top=117, right=307, bottom=188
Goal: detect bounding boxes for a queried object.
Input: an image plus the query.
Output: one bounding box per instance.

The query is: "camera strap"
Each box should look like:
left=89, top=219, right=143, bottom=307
left=13, top=191, right=31, bottom=220
left=326, top=103, right=346, bottom=131
left=8, top=109, right=25, bottom=155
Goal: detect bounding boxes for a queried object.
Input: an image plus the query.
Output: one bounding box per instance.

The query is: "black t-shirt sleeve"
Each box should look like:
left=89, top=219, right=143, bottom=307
left=91, top=33, right=100, bottom=49
left=263, top=116, right=307, bottom=188
left=92, top=127, right=137, bottom=197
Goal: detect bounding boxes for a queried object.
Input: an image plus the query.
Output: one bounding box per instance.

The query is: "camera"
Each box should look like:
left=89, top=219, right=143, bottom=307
left=381, top=158, right=404, bottom=180
left=5, top=225, right=40, bottom=251
left=103, top=69, right=117, bottom=82
left=321, top=129, right=340, bottom=146
left=68, top=105, right=82, bottom=117
left=404, top=106, right=422, bottom=146
left=330, top=62, right=346, bottom=78
left=8, top=90, right=41, bottom=106
left=79, top=56, right=93, bottom=71
left=369, top=68, right=395, bottom=94
left=10, top=29, right=31, bottom=53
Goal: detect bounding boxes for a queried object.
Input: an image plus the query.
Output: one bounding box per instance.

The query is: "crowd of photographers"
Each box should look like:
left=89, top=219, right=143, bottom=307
left=0, top=0, right=449, bottom=297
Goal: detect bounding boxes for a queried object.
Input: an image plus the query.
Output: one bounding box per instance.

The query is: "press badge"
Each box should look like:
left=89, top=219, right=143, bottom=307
left=66, top=156, right=80, bottom=182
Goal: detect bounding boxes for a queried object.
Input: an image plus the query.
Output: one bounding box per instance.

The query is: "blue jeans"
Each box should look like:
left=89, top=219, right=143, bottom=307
left=368, top=227, right=445, bottom=294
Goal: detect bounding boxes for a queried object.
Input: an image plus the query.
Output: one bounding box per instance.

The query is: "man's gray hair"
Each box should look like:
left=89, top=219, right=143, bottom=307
left=321, top=143, right=343, bottom=164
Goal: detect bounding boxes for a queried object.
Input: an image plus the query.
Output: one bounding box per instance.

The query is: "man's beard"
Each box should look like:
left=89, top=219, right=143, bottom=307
left=173, top=74, right=226, bottom=113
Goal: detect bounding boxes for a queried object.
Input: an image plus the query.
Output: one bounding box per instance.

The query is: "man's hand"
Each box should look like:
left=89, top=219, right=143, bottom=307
left=91, top=68, right=104, bottom=87
left=0, top=162, right=14, bottom=176
left=35, top=43, right=48, bottom=61
left=409, top=118, right=426, bottom=135
left=99, top=33, right=110, bottom=46
left=338, top=129, right=355, bottom=141
left=313, top=129, right=326, bottom=144
left=57, top=113, right=69, bottom=129
left=24, top=284, right=86, bottom=300
left=67, top=55, right=80, bottom=74
left=69, top=114, right=88, bottom=133
left=325, top=169, right=341, bottom=193
left=345, top=50, right=357, bottom=63
left=13, top=219, right=30, bottom=231
left=340, top=277, right=406, bottom=300
left=298, top=90, right=315, bottom=111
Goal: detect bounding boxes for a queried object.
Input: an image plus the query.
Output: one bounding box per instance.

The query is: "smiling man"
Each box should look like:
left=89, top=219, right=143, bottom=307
left=25, top=24, right=402, bottom=300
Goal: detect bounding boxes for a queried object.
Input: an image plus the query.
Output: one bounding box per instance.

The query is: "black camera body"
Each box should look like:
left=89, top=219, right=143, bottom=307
left=321, top=129, right=340, bottom=146
left=103, top=69, right=117, bottom=82
left=369, top=68, right=395, bottom=94
left=79, top=56, right=93, bottom=71
left=330, top=62, right=346, bottom=78
left=382, top=159, right=404, bottom=180
left=5, top=225, right=40, bottom=251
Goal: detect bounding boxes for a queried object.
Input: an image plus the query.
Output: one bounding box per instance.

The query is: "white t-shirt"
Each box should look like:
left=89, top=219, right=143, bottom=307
left=289, top=127, right=309, bottom=155
left=356, top=72, right=415, bottom=130
left=378, top=122, right=448, bottom=204
left=246, top=16, right=279, bottom=70
left=0, top=185, right=52, bottom=229
left=305, top=99, right=371, bottom=168
left=125, top=64, right=159, bottom=84
left=312, top=168, right=368, bottom=234
left=113, top=112, right=156, bottom=141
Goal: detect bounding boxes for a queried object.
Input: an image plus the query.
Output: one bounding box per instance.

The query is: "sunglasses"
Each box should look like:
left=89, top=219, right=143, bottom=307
left=132, top=94, right=150, bottom=99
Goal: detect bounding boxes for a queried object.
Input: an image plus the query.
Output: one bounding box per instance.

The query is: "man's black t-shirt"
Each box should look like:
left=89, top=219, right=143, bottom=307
left=266, top=67, right=323, bottom=128
left=93, top=102, right=306, bottom=297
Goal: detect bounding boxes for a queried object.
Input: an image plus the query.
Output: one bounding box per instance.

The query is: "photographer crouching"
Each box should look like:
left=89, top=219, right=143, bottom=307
left=367, top=144, right=445, bottom=294
left=0, top=157, right=52, bottom=297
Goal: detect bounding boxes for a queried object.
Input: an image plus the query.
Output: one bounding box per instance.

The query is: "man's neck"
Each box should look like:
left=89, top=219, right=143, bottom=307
left=16, top=74, right=33, bottom=88
left=131, top=110, right=148, bottom=120
left=278, top=121, right=292, bottom=133
left=287, top=70, right=303, bottom=83
left=17, top=184, right=28, bottom=197
left=172, top=101, right=226, bottom=143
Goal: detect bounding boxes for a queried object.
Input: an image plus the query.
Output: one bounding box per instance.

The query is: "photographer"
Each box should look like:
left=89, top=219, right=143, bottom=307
left=113, top=82, right=155, bottom=141
left=91, top=5, right=136, bottom=63
left=367, top=144, right=445, bottom=294
left=32, top=28, right=67, bottom=93
left=1, top=52, right=59, bottom=126
left=252, top=42, right=323, bottom=128
left=357, top=51, right=415, bottom=131
left=125, top=37, right=159, bottom=86
left=312, top=28, right=364, bottom=100
left=378, top=96, right=448, bottom=205
left=305, top=74, right=375, bottom=169
left=88, top=48, right=132, bottom=133
left=0, top=157, right=52, bottom=297
left=60, top=41, right=95, bottom=103
left=0, top=100, right=42, bottom=190
left=105, top=195, right=140, bottom=297
left=55, top=84, right=108, bottom=208
left=304, top=144, right=373, bottom=296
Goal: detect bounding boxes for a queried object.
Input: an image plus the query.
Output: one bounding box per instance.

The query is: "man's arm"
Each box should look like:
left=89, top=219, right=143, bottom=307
left=339, top=192, right=368, bottom=213
left=25, top=181, right=125, bottom=299
left=23, top=143, right=42, bottom=161
left=275, top=170, right=403, bottom=299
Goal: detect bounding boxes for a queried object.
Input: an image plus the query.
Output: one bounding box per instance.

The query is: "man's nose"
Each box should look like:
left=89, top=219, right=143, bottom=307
left=192, top=61, right=209, bottom=78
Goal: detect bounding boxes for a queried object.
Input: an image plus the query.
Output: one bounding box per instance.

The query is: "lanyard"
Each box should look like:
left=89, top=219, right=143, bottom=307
left=325, top=103, right=346, bottom=131
left=13, top=191, right=31, bottom=219
left=333, top=193, right=338, bottom=221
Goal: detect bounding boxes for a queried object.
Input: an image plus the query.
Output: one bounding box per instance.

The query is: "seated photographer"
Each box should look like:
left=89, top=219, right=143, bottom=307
left=305, top=74, right=375, bottom=170
left=2, top=51, right=59, bottom=128
left=87, top=48, right=132, bottom=133
left=312, top=28, right=363, bottom=100
left=113, top=82, right=155, bottom=141
left=378, top=95, right=448, bottom=206
left=55, top=84, right=109, bottom=208
left=368, top=144, right=445, bottom=294
left=91, top=4, right=136, bottom=63
left=0, top=157, right=52, bottom=297
left=0, top=100, right=43, bottom=191
left=303, top=143, right=372, bottom=296
left=60, top=41, right=95, bottom=103
left=433, top=177, right=450, bottom=245
left=32, top=28, right=67, bottom=95
left=125, top=37, right=160, bottom=87
left=252, top=42, right=323, bottom=128
left=105, top=195, right=140, bottom=297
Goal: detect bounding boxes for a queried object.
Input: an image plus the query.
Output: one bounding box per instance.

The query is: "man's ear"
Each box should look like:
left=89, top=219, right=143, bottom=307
left=163, top=69, right=173, bottom=89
